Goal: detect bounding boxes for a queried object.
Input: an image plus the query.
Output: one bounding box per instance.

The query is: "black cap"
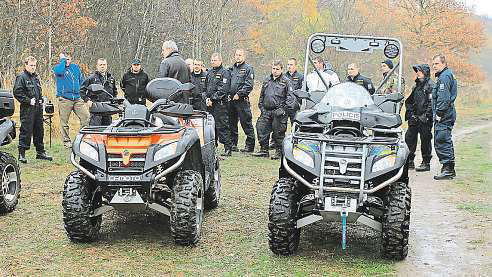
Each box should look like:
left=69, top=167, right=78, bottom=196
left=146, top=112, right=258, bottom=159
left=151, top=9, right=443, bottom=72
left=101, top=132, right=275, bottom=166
left=131, top=58, right=141, bottom=65
left=382, top=59, right=394, bottom=69
left=412, top=64, right=421, bottom=73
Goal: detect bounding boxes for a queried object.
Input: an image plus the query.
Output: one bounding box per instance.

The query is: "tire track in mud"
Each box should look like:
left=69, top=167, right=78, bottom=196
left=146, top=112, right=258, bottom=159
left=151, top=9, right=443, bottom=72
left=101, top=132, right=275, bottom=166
left=397, top=120, right=492, bottom=277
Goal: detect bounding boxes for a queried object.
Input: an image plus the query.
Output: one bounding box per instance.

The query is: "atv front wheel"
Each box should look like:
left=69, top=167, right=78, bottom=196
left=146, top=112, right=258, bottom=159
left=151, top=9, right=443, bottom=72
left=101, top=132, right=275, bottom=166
left=268, top=177, right=300, bottom=255
left=204, top=158, right=221, bottom=209
left=170, top=170, right=204, bottom=246
left=62, top=171, right=102, bottom=242
left=0, top=152, right=21, bottom=213
left=382, top=181, right=411, bottom=260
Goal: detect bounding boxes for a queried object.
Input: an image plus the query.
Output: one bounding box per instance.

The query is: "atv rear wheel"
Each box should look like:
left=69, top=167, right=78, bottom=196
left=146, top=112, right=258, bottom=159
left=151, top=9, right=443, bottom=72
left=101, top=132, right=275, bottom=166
left=268, top=177, right=301, bottom=255
left=170, top=170, right=204, bottom=246
left=204, top=158, right=221, bottom=209
left=382, top=181, right=411, bottom=260
left=62, top=171, right=102, bottom=242
left=0, top=152, right=21, bottom=214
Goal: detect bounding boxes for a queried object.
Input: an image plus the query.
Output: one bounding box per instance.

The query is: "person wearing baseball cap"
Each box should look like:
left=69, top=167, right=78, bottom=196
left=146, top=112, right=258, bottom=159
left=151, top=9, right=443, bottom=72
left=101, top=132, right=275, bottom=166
left=120, top=58, right=150, bottom=105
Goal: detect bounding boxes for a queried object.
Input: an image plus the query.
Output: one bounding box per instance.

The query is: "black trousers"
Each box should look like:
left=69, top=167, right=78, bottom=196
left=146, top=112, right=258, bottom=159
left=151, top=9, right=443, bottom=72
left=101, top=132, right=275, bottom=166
left=18, top=105, right=44, bottom=152
left=434, top=121, right=455, bottom=165
left=89, top=114, right=112, bottom=126
left=405, top=122, right=433, bottom=163
left=228, top=98, right=255, bottom=148
left=211, top=101, right=232, bottom=149
left=256, top=110, right=287, bottom=150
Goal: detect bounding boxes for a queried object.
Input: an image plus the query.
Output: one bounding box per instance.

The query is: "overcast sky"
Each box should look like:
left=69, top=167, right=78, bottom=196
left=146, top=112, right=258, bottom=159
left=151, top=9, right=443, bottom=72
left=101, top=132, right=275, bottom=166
left=466, top=0, right=492, bottom=17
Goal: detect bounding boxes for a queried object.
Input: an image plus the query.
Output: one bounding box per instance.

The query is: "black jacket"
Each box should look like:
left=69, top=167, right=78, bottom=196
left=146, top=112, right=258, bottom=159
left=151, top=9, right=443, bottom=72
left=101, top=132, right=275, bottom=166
left=347, top=73, right=375, bottom=95
left=229, top=62, right=254, bottom=98
left=285, top=70, right=304, bottom=90
left=120, top=68, right=150, bottom=104
left=13, top=70, right=43, bottom=107
left=258, top=73, right=296, bottom=112
left=80, top=71, right=118, bottom=102
left=405, top=64, right=434, bottom=123
left=158, top=52, right=190, bottom=84
left=205, top=65, right=231, bottom=102
left=191, top=71, right=207, bottom=110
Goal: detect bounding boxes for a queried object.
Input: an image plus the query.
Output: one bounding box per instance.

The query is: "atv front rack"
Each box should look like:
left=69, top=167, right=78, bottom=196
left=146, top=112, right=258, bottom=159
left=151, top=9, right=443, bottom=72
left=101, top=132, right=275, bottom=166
left=293, top=131, right=399, bottom=145
left=80, top=125, right=185, bottom=135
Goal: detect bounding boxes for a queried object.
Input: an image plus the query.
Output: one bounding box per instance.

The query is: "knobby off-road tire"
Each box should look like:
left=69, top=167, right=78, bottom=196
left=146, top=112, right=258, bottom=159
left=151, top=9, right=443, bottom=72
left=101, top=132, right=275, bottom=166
left=268, top=177, right=301, bottom=255
left=0, top=152, right=21, bottom=214
left=204, top=158, right=221, bottom=209
left=382, top=181, right=411, bottom=260
left=170, top=170, right=204, bottom=246
left=62, top=170, right=102, bottom=242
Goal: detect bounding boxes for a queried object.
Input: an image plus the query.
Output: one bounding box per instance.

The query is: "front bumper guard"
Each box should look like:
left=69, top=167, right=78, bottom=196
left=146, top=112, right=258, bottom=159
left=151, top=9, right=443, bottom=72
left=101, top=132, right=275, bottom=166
left=283, top=157, right=404, bottom=193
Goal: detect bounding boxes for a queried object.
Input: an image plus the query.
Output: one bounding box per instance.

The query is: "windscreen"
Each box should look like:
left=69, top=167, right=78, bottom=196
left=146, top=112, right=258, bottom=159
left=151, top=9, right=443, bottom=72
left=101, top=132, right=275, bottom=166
left=320, top=82, right=376, bottom=108
left=304, top=34, right=403, bottom=95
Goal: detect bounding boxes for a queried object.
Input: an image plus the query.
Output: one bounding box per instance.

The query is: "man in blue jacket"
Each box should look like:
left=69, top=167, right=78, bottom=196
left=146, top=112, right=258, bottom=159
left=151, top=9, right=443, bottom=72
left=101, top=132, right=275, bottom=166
left=431, top=54, right=457, bottom=180
left=53, top=52, right=90, bottom=148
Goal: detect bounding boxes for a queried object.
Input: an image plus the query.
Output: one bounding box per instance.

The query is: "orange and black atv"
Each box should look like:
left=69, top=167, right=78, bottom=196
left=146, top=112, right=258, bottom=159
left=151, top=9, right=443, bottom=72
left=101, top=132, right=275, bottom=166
left=62, top=78, right=221, bottom=246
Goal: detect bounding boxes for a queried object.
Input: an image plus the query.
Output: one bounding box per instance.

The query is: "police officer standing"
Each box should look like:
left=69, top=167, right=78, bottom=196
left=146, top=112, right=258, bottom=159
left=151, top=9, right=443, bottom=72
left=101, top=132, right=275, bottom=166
left=80, top=58, right=118, bottom=126
left=228, top=49, right=256, bottom=153
left=205, top=53, right=232, bottom=156
left=190, top=59, right=207, bottom=110
left=253, top=60, right=296, bottom=160
left=405, top=64, right=434, bottom=171
left=13, top=56, right=52, bottom=163
left=285, top=57, right=303, bottom=123
left=120, top=58, right=150, bottom=105
left=347, top=63, right=375, bottom=94
left=431, top=54, right=457, bottom=180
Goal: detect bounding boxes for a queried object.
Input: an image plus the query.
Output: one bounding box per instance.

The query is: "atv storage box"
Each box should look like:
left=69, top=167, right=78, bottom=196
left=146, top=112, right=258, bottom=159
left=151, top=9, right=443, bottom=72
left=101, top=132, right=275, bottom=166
left=0, top=89, right=14, bottom=118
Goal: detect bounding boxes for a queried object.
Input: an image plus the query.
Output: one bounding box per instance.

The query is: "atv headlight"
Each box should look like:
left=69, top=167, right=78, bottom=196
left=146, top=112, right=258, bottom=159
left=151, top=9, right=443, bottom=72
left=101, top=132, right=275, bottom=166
left=80, top=141, right=99, bottom=161
left=293, top=147, right=314, bottom=168
left=154, top=142, right=177, bottom=161
left=372, top=154, right=396, bottom=172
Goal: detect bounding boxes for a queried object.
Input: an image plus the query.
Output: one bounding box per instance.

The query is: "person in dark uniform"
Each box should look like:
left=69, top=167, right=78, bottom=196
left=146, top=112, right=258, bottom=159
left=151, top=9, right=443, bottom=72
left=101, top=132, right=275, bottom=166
left=80, top=58, right=118, bottom=126
left=13, top=56, right=52, bottom=163
left=253, top=60, right=296, bottom=160
left=190, top=59, right=207, bottom=110
left=431, top=54, right=457, bottom=180
left=120, top=58, right=150, bottom=105
left=158, top=40, right=191, bottom=104
left=347, top=63, right=375, bottom=94
left=205, top=53, right=232, bottom=157
left=228, top=49, right=256, bottom=153
left=285, top=57, right=303, bottom=123
left=405, top=64, right=434, bottom=172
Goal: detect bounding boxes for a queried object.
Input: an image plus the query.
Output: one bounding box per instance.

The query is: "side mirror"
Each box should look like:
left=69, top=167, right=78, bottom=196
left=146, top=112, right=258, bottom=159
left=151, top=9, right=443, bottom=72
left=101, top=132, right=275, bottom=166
left=87, top=84, right=106, bottom=94
left=384, top=92, right=404, bottom=103
left=293, top=89, right=309, bottom=99
left=179, top=82, right=195, bottom=91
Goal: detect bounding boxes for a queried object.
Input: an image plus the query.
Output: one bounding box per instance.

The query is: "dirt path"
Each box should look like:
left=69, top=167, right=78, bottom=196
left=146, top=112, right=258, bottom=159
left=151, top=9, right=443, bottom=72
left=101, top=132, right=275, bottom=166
left=397, top=120, right=492, bottom=276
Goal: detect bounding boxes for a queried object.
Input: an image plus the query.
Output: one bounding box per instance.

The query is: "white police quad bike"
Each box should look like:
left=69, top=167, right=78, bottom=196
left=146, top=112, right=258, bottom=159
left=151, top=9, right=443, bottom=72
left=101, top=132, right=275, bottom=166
left=268, top=34, right=411, bottom=260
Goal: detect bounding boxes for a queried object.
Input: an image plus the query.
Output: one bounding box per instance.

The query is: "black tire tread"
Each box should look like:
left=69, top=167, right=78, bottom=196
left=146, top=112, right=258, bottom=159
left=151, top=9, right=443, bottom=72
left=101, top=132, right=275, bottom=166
left=204, top=160, right=220, bottom=209
left=170, top=169, right=203, bottom=246
left=62, top=170, right=101, bottom=242
left=382, top=181, right=411, bottom=260
left=0, top=151, right=21, bottom=213
left=268, top=177, right=301, bottom=255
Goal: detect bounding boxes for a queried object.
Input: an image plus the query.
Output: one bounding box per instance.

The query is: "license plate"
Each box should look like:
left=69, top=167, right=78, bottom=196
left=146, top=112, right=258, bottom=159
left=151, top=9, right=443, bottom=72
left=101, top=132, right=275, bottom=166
left=332, top=111, right=361, bottom=121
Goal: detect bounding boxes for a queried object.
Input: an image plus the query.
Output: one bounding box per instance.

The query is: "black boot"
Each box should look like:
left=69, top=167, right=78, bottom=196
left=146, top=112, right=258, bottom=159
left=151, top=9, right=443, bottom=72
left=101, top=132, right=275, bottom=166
left=18, top=149, right=27, bottom=164
left=434, top=162, right=456, bottom=180
left=231, top=145, right=239, bottom=152
left=252, top=146, right=269, bottom=157
left=408, top=160, right=415, bottom=170
left=415, top=161, right=430, bottom=172
left=36, top=151, right=53, bottom=161
left=240, top=145, right=255, bottom=153
left=269, top=141, right=276, bottom=150
left=221, top=148, right=232, bottom=157
left=271, top=149, right=282, bottom=160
